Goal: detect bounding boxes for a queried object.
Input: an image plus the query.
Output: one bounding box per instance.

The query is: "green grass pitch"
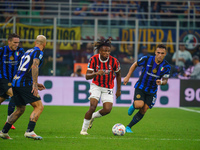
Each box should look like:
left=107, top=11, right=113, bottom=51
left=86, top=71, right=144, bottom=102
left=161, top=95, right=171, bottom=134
left=0, top=105, right=200, bottom=150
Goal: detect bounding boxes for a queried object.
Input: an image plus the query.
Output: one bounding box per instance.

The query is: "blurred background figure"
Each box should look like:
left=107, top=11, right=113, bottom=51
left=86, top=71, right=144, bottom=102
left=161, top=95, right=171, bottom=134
left=71, top=65, right=85, bottom=77
left=138, top=46, right=151, bottom=60
left=73, top=3, right=88, bottom=25
left=110, top=44, right=119, bottom=58
left=81, top=43, right=94, bottom=63
left=164, top=48, right=173, bottom=65
left=190, top=56, right=200, bottom=79
left=172, top=44, right=192, bottom=68
left=119, top=44, right=135, bottom=64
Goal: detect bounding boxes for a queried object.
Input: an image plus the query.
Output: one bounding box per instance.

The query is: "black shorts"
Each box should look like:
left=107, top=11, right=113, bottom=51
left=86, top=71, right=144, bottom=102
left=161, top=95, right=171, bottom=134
left=0, top=79, right=12, bottom=99
left=13, top=86, right=41, bottom=106
left=134, top=88, right=157, bottom=109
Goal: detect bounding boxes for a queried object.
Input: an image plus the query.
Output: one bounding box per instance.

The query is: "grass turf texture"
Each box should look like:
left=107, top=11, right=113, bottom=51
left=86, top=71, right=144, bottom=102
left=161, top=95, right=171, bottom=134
left=0, top=105, right=200, bottom=150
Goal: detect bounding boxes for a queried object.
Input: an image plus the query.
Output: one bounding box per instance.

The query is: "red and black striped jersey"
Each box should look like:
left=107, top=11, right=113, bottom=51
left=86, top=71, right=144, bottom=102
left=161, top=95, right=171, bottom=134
left=87, top=54, right=120, bottom=89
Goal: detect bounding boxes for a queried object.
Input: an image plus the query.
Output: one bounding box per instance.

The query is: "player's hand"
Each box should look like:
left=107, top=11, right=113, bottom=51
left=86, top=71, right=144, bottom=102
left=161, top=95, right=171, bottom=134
left=31, top=83, right=38, bottom=97
left=116, top=90, right=121, bottom=98
left=156, top=79, right=162, bottom=85
left=38, top=83, right=46, bottom=91
left=96, top=70, right=105, bottom=76
left=123, top=76, right=129, bottom=85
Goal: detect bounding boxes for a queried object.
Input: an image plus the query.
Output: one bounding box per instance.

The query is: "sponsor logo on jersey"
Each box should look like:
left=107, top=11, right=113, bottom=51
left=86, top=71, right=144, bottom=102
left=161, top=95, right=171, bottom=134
left=153, top=68, right=157, bottom=73
left=9, top=56, right=14, bottom=60
left=136, top=94, right=141, bottom=99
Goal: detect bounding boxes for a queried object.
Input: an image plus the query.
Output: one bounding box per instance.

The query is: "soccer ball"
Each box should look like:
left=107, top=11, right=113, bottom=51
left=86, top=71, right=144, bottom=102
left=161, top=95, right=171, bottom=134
left=112, top=123, right=126, bottom=136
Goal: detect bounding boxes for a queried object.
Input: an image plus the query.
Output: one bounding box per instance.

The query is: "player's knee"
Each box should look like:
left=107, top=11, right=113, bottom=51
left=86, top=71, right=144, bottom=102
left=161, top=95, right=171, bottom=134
left=134, top=104, right=143, bottom=109
left=38, top=104, right=44, bottom=112
left=103, top=107, right=112, bottom=115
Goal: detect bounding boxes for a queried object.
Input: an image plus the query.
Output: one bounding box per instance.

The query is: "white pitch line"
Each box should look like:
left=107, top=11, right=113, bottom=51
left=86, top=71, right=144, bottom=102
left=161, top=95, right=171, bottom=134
left=11, top=136, right=200, bottom=141
left=178, top=107, right=200, bottom=113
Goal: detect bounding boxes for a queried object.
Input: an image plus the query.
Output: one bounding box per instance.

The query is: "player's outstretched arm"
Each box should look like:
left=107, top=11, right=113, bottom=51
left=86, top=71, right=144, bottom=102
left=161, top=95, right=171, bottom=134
left=123, top=62, right=138, bottom=85
left=115, top=70, right=121, bottom=98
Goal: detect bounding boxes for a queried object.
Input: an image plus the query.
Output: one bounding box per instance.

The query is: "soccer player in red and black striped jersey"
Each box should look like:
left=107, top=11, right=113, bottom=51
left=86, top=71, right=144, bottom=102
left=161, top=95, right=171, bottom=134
left=80, top=39, right=121, bottom=135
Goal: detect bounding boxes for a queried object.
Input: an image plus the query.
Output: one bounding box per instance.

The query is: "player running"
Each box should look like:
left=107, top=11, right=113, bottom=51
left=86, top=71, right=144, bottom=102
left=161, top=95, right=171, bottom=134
left=123, top=44, right=171, bottom=133
left=0, top=33, right=25, bottom=130
left=80, top=39, right=121, bottom=135
left=0, top=35, right=46, bottom=140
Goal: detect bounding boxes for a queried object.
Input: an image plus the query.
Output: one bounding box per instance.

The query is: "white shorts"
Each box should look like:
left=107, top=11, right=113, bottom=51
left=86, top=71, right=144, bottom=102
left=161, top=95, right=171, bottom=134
left=88, top=83, right=114, bottom=103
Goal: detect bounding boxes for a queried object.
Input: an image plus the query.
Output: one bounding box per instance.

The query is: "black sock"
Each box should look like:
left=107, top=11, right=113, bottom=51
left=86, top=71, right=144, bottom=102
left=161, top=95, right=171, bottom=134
left=26, top=121, right=36, bottom=132
left=127, top=111, right=144, bottom=128
left=2, top=122, right=12, bottom=133
left=8, top=97, right=15, bottom=116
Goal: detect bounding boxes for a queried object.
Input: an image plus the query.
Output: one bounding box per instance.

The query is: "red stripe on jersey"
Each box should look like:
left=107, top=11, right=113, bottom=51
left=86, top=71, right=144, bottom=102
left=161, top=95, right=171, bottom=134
left=87, top=54, right=120, bottom=89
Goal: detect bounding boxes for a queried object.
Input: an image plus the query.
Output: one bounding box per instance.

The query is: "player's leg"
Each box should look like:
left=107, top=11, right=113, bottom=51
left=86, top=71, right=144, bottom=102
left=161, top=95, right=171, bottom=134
left=5, top=88, right=16, bottom=129
left=24, top=100, right=44, bottom=140
left=80, top=98, right=98, bottom=135
left=97, top=102, right=113, bottom=116
left=0, top=97, right=6, bottom=104
left=126, top=89, right=146, bottom=133
left=6, top=97, right=16, bottom=129
left=88, top=102, right=113, bottom=129
left=80, top=83, right=100, bottom=135
left=128, top=88, right=145, bottom=116
left=126, top=103, right=149, bottom=133
left=88, top=88, right=113, bottom=129
left=0, top=105, right=25, bottom=139
left=0, top=80, right=7, bottom=104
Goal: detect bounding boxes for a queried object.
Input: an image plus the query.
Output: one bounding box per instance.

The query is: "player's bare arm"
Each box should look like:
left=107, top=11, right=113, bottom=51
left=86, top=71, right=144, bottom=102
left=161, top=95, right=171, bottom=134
left=31, top=58, right=40, bottom=96
left=115, top=70, right=121, bottom=98
left=86, top=69, right=104, bottom=80
left=156, top=78, right=168, bottom=85
left=123, top=62, right=138, bottom=85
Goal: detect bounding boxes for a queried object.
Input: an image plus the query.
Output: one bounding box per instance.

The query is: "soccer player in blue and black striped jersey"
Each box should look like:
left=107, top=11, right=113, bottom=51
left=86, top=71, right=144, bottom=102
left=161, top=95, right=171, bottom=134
left=123, top=44, right=171, bottom=133
left=0, top=33, right=25, bottom=130
left=0, top=35, right=46, bottom=140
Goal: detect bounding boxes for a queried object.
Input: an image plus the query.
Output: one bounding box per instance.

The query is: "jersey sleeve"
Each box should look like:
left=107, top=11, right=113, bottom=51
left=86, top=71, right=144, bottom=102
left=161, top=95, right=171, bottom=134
left=87, top=57, right=94, bottom=71
left=19, top=48, right=25, bottom=58
left=33, top=50, right=43, bottom=60
left=137, top=56, right=148, bottom=67
left=113, top=59, right=121, bottom=72
left=162, top=65, right=171, bottom=78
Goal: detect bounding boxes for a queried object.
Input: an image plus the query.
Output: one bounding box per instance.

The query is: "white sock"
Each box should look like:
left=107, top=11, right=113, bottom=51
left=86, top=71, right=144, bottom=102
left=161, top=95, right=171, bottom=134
left=81, top=119, right=90, bottom=131
left=92, top=110, right=102, bottom=119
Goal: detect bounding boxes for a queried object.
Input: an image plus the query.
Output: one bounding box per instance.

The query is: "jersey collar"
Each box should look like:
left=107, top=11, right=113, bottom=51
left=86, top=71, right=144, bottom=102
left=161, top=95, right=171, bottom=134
left=99, top=54, right=109, bottom=63
left=7, top=45, right=14, bottom=52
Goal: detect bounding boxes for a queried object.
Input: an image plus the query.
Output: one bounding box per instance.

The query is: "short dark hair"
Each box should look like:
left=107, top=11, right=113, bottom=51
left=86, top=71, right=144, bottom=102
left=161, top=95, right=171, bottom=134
left=8, top=33, right=20, bottom=41
left=94, top=38, right=111, bottom=51
left=157, top=44, right=166, bottom=50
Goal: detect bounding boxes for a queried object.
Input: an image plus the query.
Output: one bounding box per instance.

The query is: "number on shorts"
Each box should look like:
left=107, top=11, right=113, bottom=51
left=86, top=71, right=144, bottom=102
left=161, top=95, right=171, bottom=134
left=107, top=90, right=112, bottom=95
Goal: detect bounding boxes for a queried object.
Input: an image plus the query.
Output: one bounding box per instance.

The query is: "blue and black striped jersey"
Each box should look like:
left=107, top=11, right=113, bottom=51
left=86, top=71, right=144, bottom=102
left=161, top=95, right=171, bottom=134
left=0, top=45, right=25, bottom=82
left=12, top=47, right=43, bottom=87
left=135, top=56, right=171, bottom=94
